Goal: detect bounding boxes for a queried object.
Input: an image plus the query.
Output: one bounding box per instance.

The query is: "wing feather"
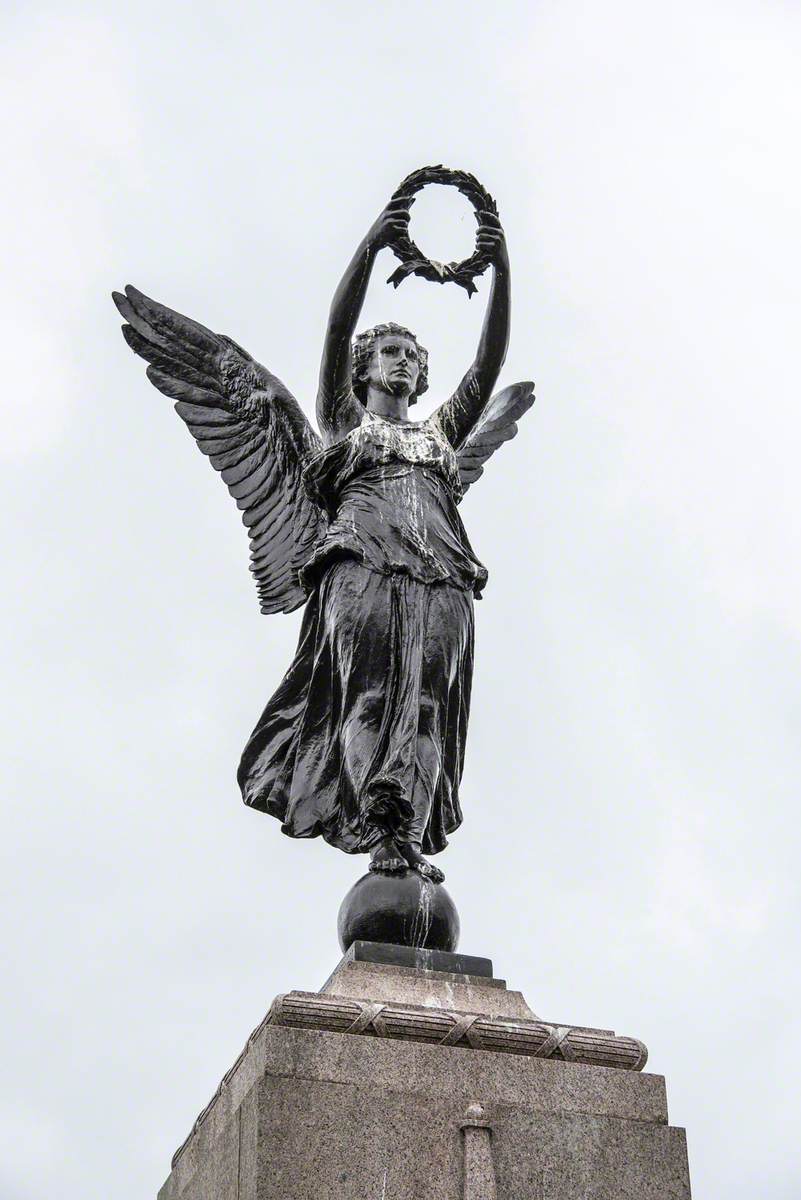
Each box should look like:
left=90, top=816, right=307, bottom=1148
left=114, top=284, right=325, bottom=613
left=175, top=401, right=242, bottom=430
left=455, top=382, right=535, bottom=496
left=220, top=448, right=269, bottom=487
left=146, top=368, right=222, bottom=408
left=228, top=461, right=277, bottom=505
left=250, top=522, right=294, bottom=555
left=244, top=491, right=287, bottom=531
left=122, top=326, right=221, bottom=393
left=208, top=436, right=267, bottom=473
left=193, top=432, right=255, bottom=457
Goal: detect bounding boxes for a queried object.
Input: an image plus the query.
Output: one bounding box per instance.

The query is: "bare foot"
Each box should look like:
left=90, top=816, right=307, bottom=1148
left=399, top=843, right=445, bottom=883
left=369, top=837, right=407, bottom=874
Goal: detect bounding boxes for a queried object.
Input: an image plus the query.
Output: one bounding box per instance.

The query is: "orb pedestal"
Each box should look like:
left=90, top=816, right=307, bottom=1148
left=337, top=869, right=460, bottom=953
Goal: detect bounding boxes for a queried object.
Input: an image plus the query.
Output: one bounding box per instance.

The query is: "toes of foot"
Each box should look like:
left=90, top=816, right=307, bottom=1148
left=370, top=858, right=407, bottom=874
left=416, top=863, right=445, bottom=882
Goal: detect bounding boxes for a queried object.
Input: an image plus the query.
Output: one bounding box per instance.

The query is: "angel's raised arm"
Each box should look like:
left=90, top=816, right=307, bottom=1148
left=434, top=210, right=511, bottom=450
left=317, top=196, right=412, bottom=445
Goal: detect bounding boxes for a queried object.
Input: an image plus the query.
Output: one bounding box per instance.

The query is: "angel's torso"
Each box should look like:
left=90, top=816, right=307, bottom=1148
left=300, top=411, right=488, bottom=596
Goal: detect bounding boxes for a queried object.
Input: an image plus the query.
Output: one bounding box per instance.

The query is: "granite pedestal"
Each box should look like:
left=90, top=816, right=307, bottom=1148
left=158, top=943, right=691, bottom=1199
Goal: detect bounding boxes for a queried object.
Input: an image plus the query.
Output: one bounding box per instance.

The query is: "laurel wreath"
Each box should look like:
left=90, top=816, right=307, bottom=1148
left=386, top=165, right=501, bottom=297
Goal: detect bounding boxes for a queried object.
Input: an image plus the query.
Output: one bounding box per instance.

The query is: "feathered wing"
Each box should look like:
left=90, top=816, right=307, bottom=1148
left=456, top=381, right=535, bottom=496
left=113, top=284, right=325, bottom=614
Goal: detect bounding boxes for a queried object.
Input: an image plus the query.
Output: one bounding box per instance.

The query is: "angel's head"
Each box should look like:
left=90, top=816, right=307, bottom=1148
left=351, top=323, right=429, bottom=407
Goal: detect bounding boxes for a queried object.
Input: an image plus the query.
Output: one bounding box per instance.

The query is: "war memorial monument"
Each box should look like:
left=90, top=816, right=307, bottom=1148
left=114, top=166, right=692, bottom=1198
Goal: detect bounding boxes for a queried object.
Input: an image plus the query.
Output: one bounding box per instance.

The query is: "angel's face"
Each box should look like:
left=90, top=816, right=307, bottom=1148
left=366, top=334, right=420, bottom=398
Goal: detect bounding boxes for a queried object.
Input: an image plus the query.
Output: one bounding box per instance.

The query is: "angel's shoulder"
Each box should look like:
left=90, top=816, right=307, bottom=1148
left=317, top=381, right=364, bottom=447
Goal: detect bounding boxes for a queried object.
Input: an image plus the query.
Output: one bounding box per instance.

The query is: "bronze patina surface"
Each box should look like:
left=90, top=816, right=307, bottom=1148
left=113, top=167, right=534, bottom=918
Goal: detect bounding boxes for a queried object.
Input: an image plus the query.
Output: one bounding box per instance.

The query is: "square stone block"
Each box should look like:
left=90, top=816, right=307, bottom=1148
left=159, top=1021, right=690, bottom=1199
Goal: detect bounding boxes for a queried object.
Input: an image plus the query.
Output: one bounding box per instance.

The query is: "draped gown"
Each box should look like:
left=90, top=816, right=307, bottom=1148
left=237, top=409, right=488, bottom=856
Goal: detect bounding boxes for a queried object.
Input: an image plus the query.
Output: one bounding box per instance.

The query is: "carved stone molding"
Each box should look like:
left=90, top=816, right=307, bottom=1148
left=268, top=991, right=648, bottom=1071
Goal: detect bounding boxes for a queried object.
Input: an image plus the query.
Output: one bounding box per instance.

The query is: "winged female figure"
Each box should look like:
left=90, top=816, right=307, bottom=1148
left=113, top=187, right=533, bottom=883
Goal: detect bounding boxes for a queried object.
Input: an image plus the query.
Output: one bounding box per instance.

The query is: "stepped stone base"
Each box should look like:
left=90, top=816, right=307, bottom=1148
left=158, top=944, right=691, bottom=1199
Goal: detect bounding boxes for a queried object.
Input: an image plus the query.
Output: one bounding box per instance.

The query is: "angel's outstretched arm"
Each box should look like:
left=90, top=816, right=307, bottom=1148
left=435, top=211, right=511, bottom=450
left=317, top=195, right=412, bottom=445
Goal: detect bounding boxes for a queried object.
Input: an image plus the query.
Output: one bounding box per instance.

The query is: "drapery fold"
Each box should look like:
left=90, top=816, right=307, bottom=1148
left=238, top=559, right=472, bottom=854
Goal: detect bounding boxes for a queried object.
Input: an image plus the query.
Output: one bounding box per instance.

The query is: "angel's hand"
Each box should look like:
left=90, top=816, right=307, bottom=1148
left=476, top=209, right=509, bottom=271
left=365, top=194, right=414, bottom=253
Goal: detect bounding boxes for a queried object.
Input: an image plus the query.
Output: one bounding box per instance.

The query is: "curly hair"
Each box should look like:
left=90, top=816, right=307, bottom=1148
left=351, top=323, right=429, bottom=406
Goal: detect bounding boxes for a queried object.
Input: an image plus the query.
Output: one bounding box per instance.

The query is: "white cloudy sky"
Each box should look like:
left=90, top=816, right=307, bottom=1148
left=2, top=1, right=800, bottom=1196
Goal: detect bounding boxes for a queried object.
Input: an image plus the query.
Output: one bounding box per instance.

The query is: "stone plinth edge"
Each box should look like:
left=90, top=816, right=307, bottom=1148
left=269, top=990, right=648, bottom=1072
left=169, top=988, right=649, bottom=1172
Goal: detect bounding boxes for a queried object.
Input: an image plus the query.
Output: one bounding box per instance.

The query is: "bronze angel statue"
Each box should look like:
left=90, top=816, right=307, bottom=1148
left=114, top=175, right=533, bottom=884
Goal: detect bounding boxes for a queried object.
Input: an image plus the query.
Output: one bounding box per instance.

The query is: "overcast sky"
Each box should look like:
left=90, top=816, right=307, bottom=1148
left=2, top=1, right=800, bottom=1196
